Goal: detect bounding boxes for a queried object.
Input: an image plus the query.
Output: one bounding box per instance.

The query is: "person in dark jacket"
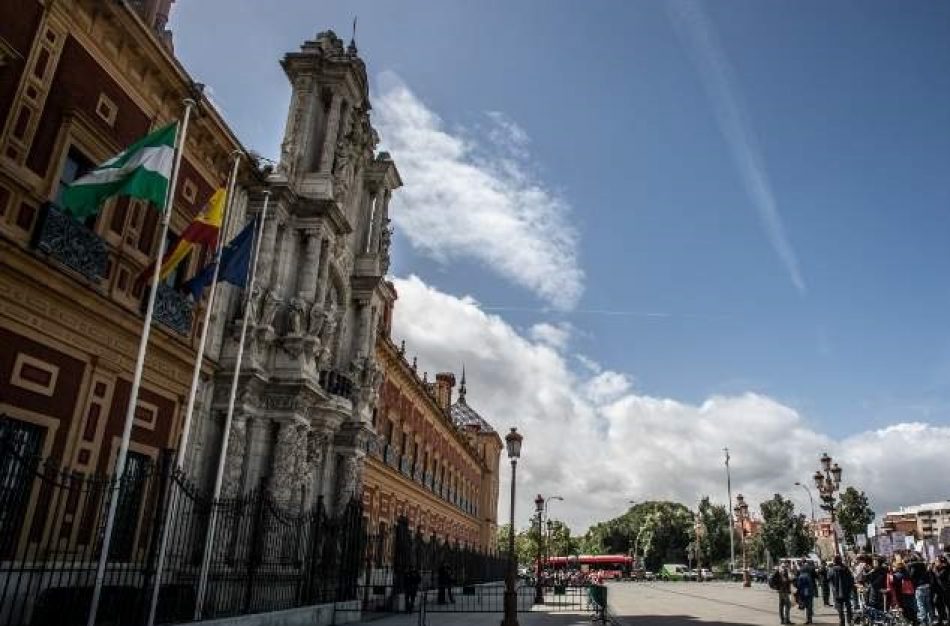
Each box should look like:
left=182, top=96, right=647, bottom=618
left=770, top=566, right=795, bottom=625
left=795, top=565, right=816, bottom=624
left=828, top=555, right=855, bottom=626
left=909, top=555, right=934, bottom=626
left=932, top=555, right=949, bottom=626
left=867, top=558, right=889, bottom=612
left=437, top=562, right=455, bottom=604
left=890, top=558, right=918, bottom=625
left=817, top=562, right=832, bottom=607
left=404, top=567, right=422, bottom=613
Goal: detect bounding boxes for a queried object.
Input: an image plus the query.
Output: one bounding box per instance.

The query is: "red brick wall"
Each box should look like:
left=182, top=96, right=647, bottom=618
left=0, top=327, right=86, bottom=461
left=27, top=36, right=150, bottom=178
left=0, top=0, right=43, bottom=130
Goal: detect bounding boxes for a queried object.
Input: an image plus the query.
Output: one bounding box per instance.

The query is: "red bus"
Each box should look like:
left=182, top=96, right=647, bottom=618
left=544, top=554, right=634, bottom=580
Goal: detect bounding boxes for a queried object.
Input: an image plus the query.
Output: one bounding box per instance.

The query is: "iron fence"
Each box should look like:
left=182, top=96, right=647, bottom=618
left=0, top=418, right=505, bottom=625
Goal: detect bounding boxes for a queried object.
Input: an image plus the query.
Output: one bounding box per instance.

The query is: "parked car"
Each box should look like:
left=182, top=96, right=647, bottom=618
left=644, top=571, right=656, bottom=581
left=700, top=568, right=714, bottom=581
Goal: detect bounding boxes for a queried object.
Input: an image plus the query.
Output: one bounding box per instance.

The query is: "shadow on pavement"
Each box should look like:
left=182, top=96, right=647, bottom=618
left=608, top=616, right=767, bottom=626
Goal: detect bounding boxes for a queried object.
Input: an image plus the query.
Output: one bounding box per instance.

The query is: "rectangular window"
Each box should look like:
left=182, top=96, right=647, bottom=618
left=55, top=147, right=97, bottom=229
left=0, top=419, right=46, bottom=557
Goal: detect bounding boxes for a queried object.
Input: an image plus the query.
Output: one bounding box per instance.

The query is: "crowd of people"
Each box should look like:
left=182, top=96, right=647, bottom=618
left=769, top=553, right=950, bottom=625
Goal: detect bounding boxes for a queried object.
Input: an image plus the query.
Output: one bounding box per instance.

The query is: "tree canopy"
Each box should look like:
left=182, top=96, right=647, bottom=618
left=836, top=486, right=875, bottom=546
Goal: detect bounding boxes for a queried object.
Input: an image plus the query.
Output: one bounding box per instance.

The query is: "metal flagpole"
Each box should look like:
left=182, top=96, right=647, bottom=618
left=724, top=447, right=735, bottom=573
left=193, top=189, right=271, bottom=620
left=86, top=98, right=197, bottom=626
left=144, top=151, right=242, bottom=626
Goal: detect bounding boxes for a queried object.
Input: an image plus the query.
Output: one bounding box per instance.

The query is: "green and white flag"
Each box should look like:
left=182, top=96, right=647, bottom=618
left=61, top=122, right=178, bottom=219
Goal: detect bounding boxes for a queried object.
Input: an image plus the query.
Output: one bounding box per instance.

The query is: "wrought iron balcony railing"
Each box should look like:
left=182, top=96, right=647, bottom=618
left=32, top=203, right=107, bottom=282
left=152, top=283, right=194, bottom=335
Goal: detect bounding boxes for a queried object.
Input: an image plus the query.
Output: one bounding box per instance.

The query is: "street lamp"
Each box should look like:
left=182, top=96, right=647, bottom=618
left=794, top=481, right=816, bottom=523
left=534, top=494, right=545, bottom=604
left=734, top=493, right=751, bottom=588
left=813, top=452, right=843, bottom=557
left=501, top=428, right=522, bottom=626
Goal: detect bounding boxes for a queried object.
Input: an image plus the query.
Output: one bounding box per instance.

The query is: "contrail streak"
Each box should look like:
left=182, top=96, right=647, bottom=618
left=668, top=0, right=807, bottom=295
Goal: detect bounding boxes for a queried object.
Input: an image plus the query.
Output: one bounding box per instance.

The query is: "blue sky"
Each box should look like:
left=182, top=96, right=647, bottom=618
left=172, top=2, right=950, bottom=526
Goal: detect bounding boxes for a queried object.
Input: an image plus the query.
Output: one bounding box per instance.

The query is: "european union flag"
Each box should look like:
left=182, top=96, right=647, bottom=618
left=183, top=217, right=257, bottom=300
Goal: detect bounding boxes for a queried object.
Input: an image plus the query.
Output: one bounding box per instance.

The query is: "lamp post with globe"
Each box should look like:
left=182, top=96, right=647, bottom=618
left=501, top=428, right=523, bottom=626
left=813, top=452, right=843, bottom=558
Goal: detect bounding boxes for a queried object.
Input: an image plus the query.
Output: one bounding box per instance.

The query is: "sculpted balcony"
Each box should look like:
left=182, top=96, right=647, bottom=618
left=318, top=369, right=353, bottom=400
left=32, top=203, right=108, bottom=283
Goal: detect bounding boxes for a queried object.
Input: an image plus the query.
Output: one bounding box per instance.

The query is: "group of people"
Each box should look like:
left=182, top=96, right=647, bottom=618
left=402, top=562, right=456, bottom=613
left=769, top=553, right=950, bottom=625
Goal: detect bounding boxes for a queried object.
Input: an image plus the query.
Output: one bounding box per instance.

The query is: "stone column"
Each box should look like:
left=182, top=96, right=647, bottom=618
left=296, top=228, right=323, bottom=301
left=221, top=415, right=248, bottom=497
left=313, top=239, right=330, bottom=306
left=318, top=93, right=344, bottom=174
left=255, top=215, right=281, bottom=294
left=271, top=420, right=307, bottom=507
left=369, top=190, right=388, bottom=253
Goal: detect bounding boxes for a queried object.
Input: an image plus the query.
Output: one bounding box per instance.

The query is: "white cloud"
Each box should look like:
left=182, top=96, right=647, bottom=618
left=529, top=322, right=572, bottom=351
left=668, top=0, right=806, bottom=295
left=391, top=274, right=950, bottom=533
left=374, top=72, right=584, bottom=310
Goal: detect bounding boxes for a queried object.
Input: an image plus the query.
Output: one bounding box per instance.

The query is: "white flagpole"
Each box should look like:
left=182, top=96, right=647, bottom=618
left=87, top=98, right=197, bottom=626
left=144, top=151, right=242, bottom=626
left=193, top=189, right=271, bottom=620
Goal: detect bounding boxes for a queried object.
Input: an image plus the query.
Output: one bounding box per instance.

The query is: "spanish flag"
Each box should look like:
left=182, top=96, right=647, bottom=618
left=139, top=188, right=226, bottom=284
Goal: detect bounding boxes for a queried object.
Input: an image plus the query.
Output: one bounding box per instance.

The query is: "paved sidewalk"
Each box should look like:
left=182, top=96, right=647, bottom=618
left=606, top=581, right=847, bottom=625
left=361, top=611, right=594, bottom=626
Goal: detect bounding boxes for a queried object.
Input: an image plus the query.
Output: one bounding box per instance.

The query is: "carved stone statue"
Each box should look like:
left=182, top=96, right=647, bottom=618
left=307, top=300, right=327, bottom=336
left=287, top=297, right=305, bottom=335
left=259, top=286, right=282, bottom=329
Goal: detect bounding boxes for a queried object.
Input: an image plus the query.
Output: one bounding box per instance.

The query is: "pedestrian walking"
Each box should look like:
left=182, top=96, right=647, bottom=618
left=818, top=562, right=832, bottom=607
left=867, top=557, right=889, bottom=612
left=437, top=562, right=455, bottom=604
left=795, top=564, right=817, bottom=624
left=404, top=567, right=421, bottom=613
left=910, top=555, right=934, bottom=626
left=932, top=555, right=949, bottom=625
left=889, top=557, right=918, bottom=625
left=771, top=566, right=796, bottom=624
left=829, top=555, right=855, bottom=626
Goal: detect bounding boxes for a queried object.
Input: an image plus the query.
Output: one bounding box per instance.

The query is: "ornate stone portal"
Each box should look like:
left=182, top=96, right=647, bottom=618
left=208, top=30, right=401, bottom=514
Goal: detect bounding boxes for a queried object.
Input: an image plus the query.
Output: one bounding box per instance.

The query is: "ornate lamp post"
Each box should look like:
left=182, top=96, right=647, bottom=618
left=534, top=494, right=545, bottom=604
left=734, top=494, right=751, bottom=588
left=813, top=452, right=843, bottom=557
left=501, top=428, right=522, bottom=626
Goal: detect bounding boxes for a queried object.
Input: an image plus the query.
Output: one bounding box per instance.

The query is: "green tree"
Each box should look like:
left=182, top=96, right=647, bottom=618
left=785, top=512, right=815, bottom=557
left=836, top=487, right=875, bottom=546
left=545, top=519, right=577, bottom=557
left=697, top=496, right=732, bottom=567
left=760, top=494, right=796, bottom=559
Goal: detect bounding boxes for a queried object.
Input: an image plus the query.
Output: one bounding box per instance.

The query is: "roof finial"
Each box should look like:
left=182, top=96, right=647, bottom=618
left=459, top=364, right=467, bottom=402
left=348, top=16, right=358, bottom=55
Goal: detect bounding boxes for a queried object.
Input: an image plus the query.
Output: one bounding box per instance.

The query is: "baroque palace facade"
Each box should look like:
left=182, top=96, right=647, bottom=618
left=0, top=0, right=500, bottom=564
left=0, top=0, right=253, bottom=486
left=365, top=288, right=502, bottom=550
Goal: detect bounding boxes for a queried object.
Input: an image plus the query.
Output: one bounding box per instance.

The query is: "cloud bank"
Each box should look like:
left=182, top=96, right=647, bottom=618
left=668, top=0, right=806, bottom=295
left=391, top=275, right=950, bottom=533
left=374, top=72, right=584, bottom=310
